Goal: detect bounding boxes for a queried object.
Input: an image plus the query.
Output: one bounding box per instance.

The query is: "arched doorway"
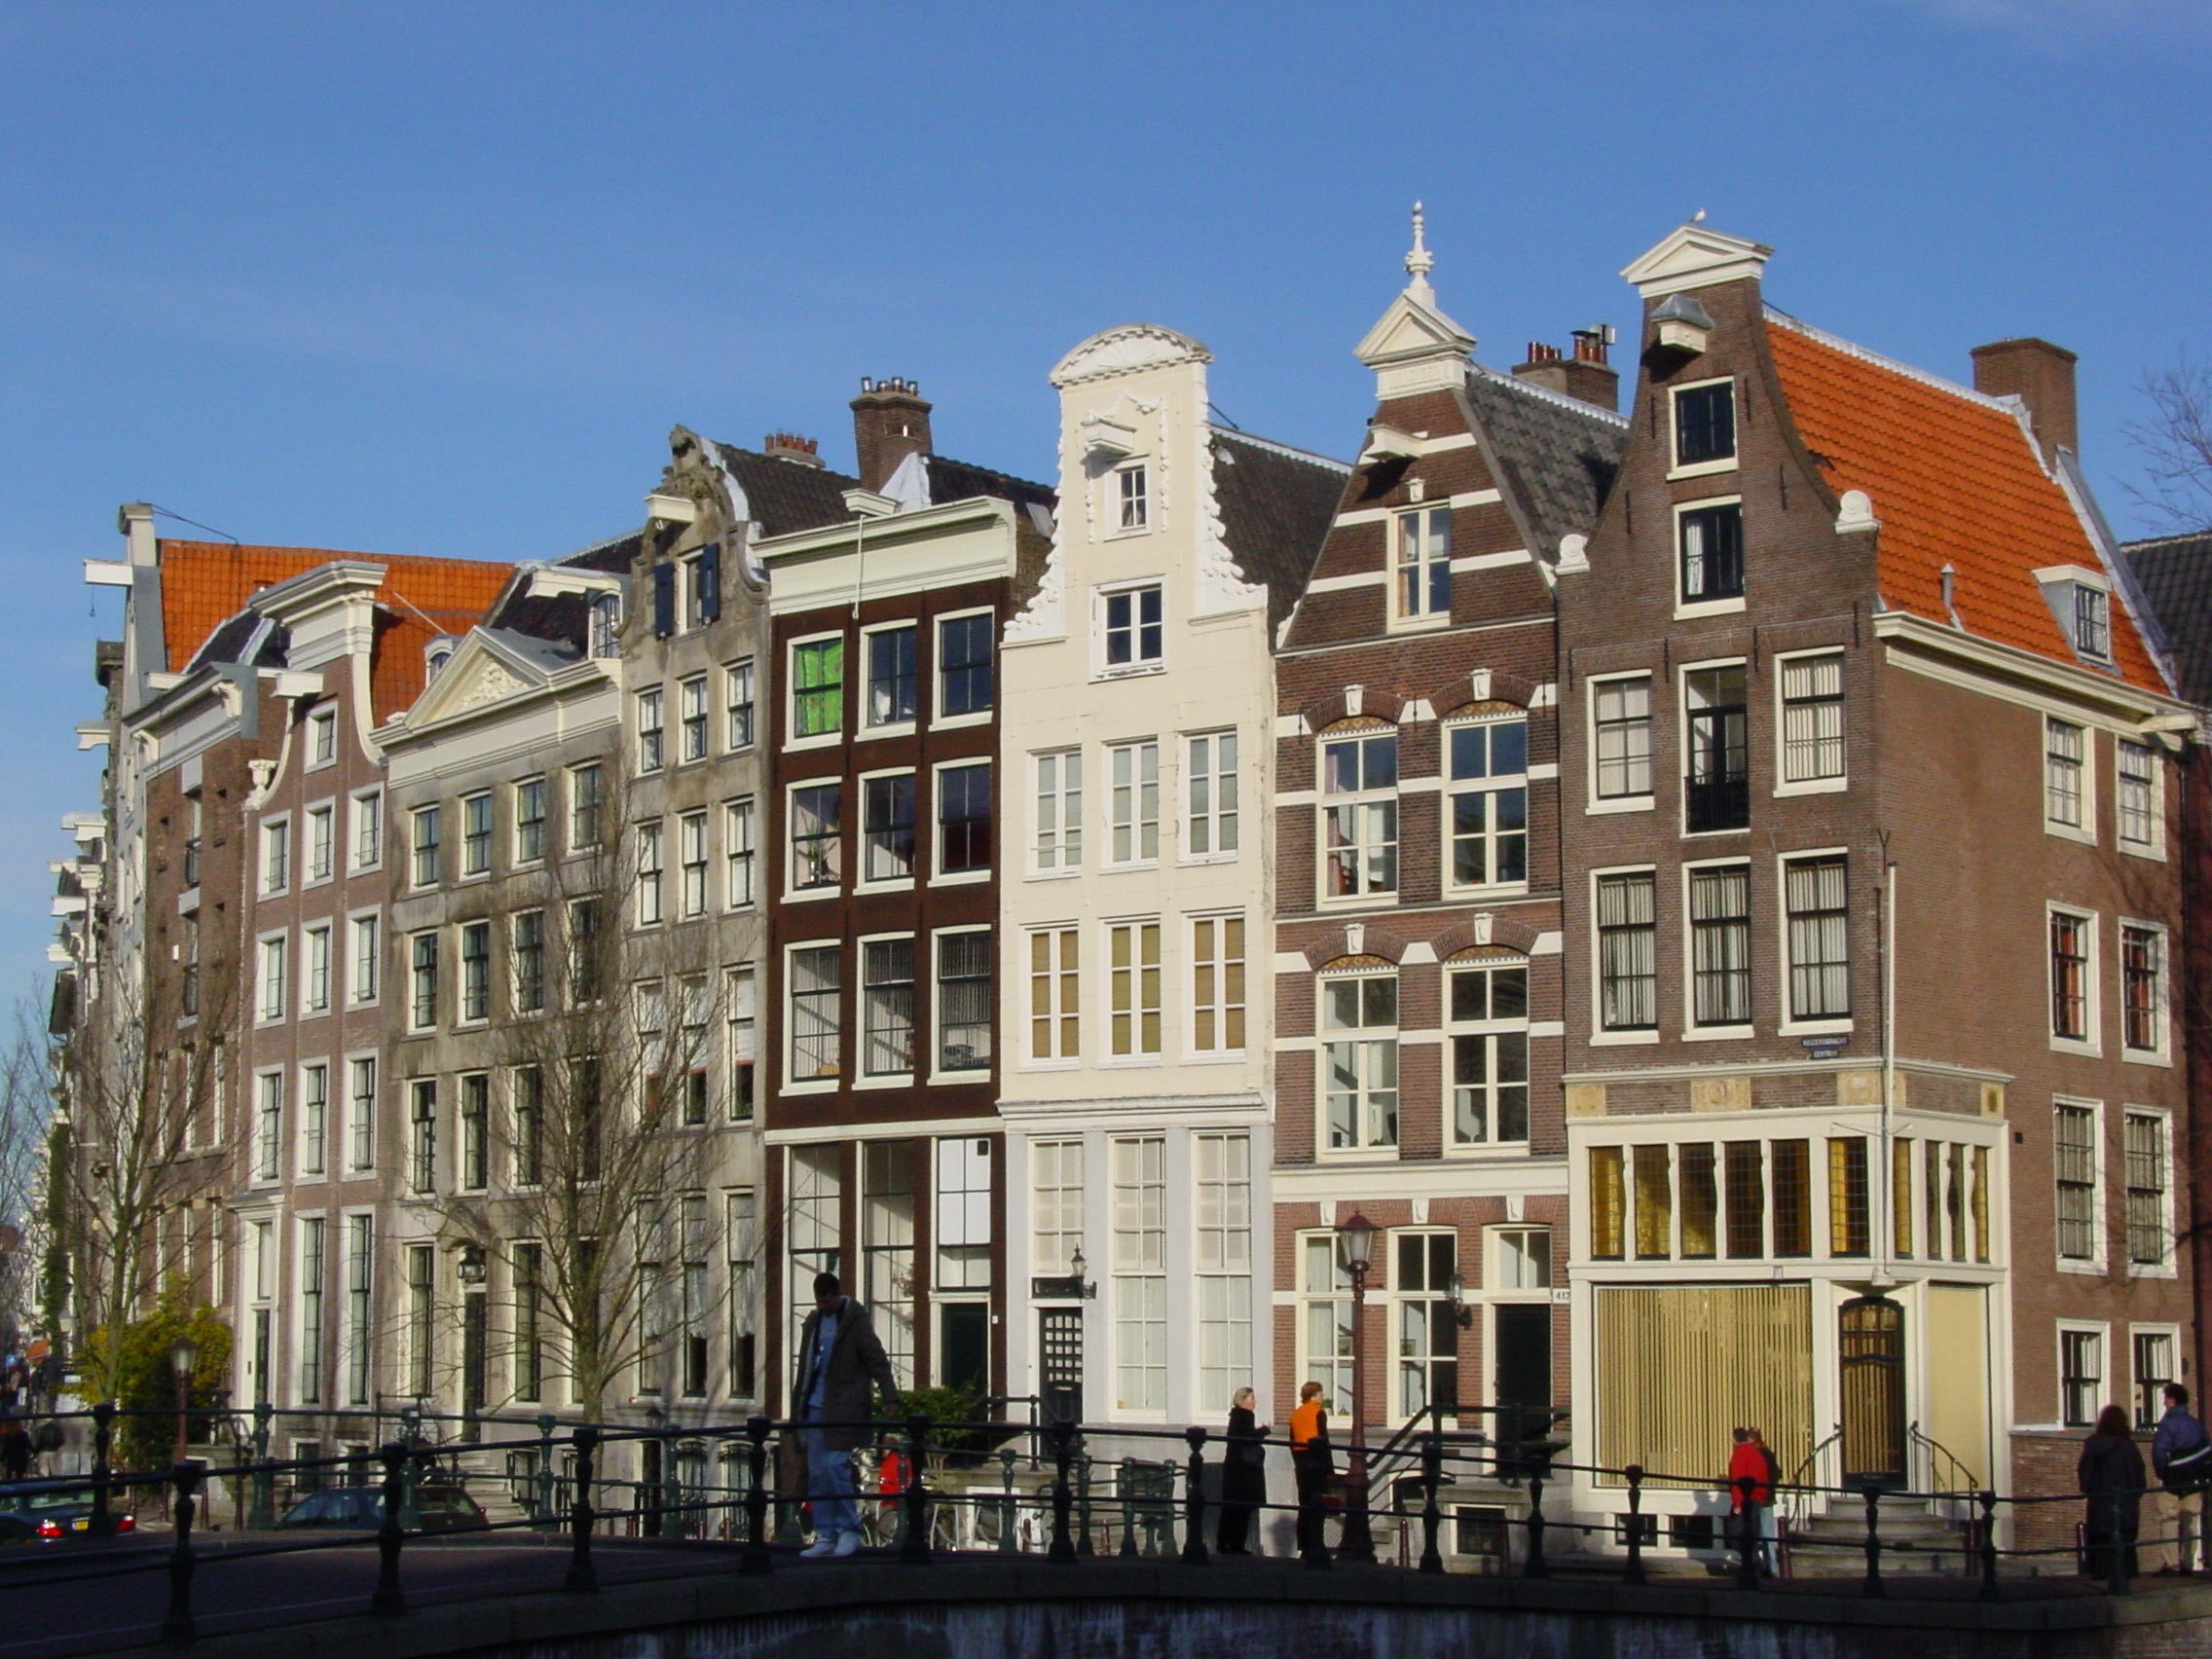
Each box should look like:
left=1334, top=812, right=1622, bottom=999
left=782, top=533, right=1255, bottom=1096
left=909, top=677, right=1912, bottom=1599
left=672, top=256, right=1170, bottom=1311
left=1839, top=1297, right=1906, bottom=1488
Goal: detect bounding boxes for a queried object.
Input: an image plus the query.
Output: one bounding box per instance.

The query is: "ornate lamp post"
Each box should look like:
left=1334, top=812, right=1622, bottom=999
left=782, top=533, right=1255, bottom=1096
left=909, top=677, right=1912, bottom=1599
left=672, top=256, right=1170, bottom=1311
left=167, top=1338, right=201, bottom=1467
left=1336, top=1211, right=1377, bottom=1563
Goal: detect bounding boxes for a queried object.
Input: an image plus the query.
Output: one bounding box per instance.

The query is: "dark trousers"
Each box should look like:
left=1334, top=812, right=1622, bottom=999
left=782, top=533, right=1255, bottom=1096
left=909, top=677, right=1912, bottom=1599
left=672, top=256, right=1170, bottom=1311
left=1294, top=1450, right=1329, bottom=1556
left=1217, top=1500, right=1256, bottom=1555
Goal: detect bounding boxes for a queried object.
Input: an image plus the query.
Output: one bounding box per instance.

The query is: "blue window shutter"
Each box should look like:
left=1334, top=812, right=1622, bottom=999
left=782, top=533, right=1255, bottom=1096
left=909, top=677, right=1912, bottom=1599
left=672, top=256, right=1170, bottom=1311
left=652, top=563, right=676, bottom=638
left=700, top=542, right=722, bottom=622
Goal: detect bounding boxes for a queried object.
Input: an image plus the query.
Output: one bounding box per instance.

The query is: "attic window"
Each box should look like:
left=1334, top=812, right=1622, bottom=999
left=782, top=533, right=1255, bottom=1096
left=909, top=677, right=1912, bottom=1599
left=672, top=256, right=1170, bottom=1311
left=2032, top=567, right=2115, bottom=667
left=425, top=640, right=455, bottom=680
left=1115, top=464, right=1149, bottom=534
left=590, top=593, right=622, bottom=659
left=2073, top=585, right=2111, bottom=661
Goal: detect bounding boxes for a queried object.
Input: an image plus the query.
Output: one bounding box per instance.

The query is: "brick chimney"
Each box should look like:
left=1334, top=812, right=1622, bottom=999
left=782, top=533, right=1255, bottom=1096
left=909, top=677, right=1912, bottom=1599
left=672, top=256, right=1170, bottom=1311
left=1512, top=328, right=1619, bottom=413
left=762, top=431, right=824, bottom=468
left=850, top=377, right=934, bottom=493
left=1971, top=337, right=2079, bottom=461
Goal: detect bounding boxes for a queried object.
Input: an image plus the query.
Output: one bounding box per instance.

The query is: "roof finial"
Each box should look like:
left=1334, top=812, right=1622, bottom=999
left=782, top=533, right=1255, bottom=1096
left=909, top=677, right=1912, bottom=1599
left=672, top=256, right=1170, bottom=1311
left=1406, top=201, right=1434, bottom=285
left=1692, top=207, right=1708, bottom=224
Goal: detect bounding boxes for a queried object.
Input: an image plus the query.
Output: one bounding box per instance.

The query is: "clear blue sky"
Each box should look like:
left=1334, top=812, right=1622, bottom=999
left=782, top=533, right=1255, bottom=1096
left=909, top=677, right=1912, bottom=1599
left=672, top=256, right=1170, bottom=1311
left=3, top=0, right=2207, bottom=995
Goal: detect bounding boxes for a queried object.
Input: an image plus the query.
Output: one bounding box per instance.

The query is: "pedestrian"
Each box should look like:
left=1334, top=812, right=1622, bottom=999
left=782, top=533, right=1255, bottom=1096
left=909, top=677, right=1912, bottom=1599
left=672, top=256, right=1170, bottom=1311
left=1289, top=1381, right=1333, bottom=1560
left=0, top=1418, right=25, bottom=1484
left=1216, top=1386, right=1268, bottom=1556
left=790, top=1271, right=902, bottom=1560
left=1725, top=1426, right=1777, bottom=1575
left=2149, top=1382, right=2208, bottom=1574
left=2080, top=1403, right=2147, bottom=1581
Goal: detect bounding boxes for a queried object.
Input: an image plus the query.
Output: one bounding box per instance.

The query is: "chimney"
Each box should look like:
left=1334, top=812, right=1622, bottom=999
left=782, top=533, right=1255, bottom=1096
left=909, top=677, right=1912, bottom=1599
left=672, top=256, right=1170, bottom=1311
left=1971, top=337, right=2079, bottom=461
left=762, top=431, right=824, bottom=468
left=850, top=377, right=934, bottom=492
left=1512, top=328, right=1620, bottom=413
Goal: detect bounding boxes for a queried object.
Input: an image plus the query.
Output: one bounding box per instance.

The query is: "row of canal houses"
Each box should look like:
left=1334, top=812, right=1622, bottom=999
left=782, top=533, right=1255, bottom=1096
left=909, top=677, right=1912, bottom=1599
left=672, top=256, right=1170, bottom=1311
left=55, top=217, right=2202, bottom=1558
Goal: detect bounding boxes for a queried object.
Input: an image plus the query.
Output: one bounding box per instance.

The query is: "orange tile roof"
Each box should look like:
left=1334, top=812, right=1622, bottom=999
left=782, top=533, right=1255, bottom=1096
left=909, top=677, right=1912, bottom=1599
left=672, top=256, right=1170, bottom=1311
left=1764, top=314, right=2166, bottom=693
left=158, top=541, right=517, bottom=721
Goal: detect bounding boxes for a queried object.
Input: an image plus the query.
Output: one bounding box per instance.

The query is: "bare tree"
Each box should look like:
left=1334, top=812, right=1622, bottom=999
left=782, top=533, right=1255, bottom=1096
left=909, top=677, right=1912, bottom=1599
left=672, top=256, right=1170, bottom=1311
left=0, top=992, right=59, bottom=1348
left=2123, top=350, right=2212, bottom=535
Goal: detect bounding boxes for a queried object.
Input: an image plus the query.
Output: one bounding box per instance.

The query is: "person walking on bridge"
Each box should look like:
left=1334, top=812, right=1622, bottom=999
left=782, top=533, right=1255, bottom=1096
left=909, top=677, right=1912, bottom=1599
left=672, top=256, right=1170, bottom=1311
left=792, top=1272, right=903, bottom=1559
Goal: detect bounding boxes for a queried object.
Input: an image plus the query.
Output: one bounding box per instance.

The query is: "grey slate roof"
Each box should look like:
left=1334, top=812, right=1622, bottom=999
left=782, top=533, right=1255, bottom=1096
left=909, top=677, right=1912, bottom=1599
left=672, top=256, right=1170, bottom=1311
left=184, top=611, right=284, bottom=674
left=925, top=454, right=1056, bottom=513
left=1209, top=429, right=1351, bottom=630
left=1462, top=364, right=1625, bottom=559
left=2122, top=531, right=2212, bottom=706
left=714, top=445, right=863, bottom=537
left=487, top=531, right=643, bottom=648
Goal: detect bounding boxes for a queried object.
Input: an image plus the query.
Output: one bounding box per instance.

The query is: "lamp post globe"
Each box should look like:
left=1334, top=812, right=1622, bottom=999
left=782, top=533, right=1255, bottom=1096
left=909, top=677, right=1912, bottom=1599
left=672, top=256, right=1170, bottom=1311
left=167, top=1338, right=201, bottom=1466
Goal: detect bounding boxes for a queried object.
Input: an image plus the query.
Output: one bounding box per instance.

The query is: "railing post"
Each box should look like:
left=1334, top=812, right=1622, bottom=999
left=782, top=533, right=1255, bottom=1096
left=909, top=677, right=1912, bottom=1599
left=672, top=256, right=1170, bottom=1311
left=1735, top=1475, right=1761, bottom=1589
left=1523, top=1456, right=1549, bottom=1579
left=1860, top=1482, right=1885, bottom=1599
left=1623, top=1464, right=1646, bottom=1586
left=565, top=1426, right=599, bottom=1594
left=371, top=1442, right=408, bottom=1614
left=998, top=1447, right=1019, bottom=1554
left=1419, top=1428, right=1445, bottom=1574
left=162, top=1461, right=200, bottom=1645
left=1976, top=1489, right=1999, bottom=1601
left=249, top=1402, right=274, bottom=1530
left=90, top=1400, right=115, bottom=1538
left=1077, top=1448, right=1095, bottom=1556
left=1181, top=1426, right=1210, bottom=1565
left=1048, top=1419, right=1077, bottom=1564
left=535, top=1414, right=557, bottom=1526
left=2106, top=1489, right=2130, bottom=1597
left=1118, top=1456, right=1139, bottom=1558
left=901, top=1416, right=931, bottom=1563
left=741, top=1418, right=773, bottom=1574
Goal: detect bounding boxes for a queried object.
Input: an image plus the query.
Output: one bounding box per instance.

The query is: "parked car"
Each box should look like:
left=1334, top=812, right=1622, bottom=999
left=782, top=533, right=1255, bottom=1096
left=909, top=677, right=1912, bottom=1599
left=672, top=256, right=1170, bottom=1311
left=0, top=1483, right=137, bottom=1539
left=277, top=1484, right=487, bottom=1532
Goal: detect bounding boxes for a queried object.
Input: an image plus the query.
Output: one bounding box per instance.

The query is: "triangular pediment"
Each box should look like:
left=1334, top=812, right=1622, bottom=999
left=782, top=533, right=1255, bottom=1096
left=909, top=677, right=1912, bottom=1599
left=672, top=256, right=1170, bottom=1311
left=1354, top=288, right=1475, bottom=369
left=1050, top=324, right=1212, bottom=388
left=400, top=629, right=559, bottom=730
left=1620, top=223, right=1772, bottom=298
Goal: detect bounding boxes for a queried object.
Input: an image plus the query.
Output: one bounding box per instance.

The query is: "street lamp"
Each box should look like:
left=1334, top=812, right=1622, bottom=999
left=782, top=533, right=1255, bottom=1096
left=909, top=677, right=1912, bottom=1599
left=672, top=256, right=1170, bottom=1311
left=1337, top=1212, right=1378, bottom=1564
left=167, top=1338, right=201, bottom=1467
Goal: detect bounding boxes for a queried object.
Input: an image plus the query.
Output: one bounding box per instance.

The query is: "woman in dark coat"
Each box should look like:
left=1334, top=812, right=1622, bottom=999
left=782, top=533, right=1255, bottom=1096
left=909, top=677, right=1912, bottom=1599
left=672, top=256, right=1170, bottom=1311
left=2081, top=1403, right=2148, bottom=1580
left=1216, top=1387, right=1268, bottom=1555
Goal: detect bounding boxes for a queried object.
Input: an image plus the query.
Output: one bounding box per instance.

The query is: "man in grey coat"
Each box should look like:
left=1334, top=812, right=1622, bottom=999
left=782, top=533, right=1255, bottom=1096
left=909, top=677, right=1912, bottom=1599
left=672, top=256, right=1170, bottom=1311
left=793, top=1271, right=903, bottom=1558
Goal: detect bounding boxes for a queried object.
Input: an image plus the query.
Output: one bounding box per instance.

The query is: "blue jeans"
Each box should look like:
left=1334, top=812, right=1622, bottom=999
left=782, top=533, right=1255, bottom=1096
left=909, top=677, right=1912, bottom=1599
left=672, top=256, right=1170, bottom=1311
left=801, top=1421, right=861, bottom=1538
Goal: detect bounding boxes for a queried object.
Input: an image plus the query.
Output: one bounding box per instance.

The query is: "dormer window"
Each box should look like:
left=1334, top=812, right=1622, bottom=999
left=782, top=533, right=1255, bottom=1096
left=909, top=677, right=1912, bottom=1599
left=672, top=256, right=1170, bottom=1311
left=1116, top=464, right=1149, bottom=534
left=425, top=640, right=455, bottom=680
left=2033, top=567, right=2116, bottom=666
left=590, top=593, right=621, bottom=658
left=2074, top=585, right=2111, bottom=661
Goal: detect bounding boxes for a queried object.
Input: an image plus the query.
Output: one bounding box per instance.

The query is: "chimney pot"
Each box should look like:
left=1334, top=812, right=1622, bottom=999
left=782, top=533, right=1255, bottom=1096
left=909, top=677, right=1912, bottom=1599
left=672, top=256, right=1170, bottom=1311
left=1515, top=338, right=1619, bottom=414
left=1971, top=337, right=2079, bottom=462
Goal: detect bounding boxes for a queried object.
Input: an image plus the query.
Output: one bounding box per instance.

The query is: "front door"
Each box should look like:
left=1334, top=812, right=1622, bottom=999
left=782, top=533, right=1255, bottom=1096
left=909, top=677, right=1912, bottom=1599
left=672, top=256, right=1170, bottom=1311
left=1493, top=1303, right=1552, bottom=1447
left=1040, top=1307, right=1083, bottom=1424
left=1839, top=1297, right=1906, bottom=1488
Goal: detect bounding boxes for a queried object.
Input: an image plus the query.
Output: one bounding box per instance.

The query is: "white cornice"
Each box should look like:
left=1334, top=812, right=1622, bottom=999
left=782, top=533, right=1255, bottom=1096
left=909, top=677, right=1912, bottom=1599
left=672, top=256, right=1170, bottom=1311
left=1621, top=222, right=1772, bottom=298
left=1049, top=324, right=1211, bottom=389
left=1874, top=608, right=2188, bottom=727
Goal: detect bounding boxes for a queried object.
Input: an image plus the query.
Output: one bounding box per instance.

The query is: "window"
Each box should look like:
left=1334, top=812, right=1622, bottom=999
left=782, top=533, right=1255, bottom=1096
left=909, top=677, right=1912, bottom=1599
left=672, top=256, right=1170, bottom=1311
left=935, top=1136, right=992, bottom=1289
left=1771, top=1139, right=1812, bottom=1257
left=1322, top=729, right=1399, bottom=899
left=408, top=1080, right=436, bottom=1195
left=725, top=660, right=756, bottom=750
left=1394, top=1233, right=1458, bottom=1419
left=728, top=1190, right=758, bottom=1396
left=567, top=899, right=602, bottom=1003
left=1323, top=972, right=1399, bottom=1151
left=1724, top=1141, right=1765, bottom=1258
left=459, top=1073, right=489, bottom=1191
left=512, top=1067, right=543, bottom=1186
left=1116, top=463, right=1149, bottom=533
left=680, top=1194, right=710, bottom=1395
left=300, top=1064, right=328, bottom=1175
left=1191, top=916, right=1245, bottom=1053
left=1187, top=731, right=1238, bottom=857
left=1633, top=1145, right=1673, bottom=1258
left=459, top=921, right=490, bottom=1022
left=1688, top=865, right=1751, bottom=1027
left=1035, top=750, right=1083, bottom=871
left=1110, top=1135, right=1166, bottom=1413
left=937, top=762, right=992, bottom=875
left=862, top=939, right=916, bottom=1078
left=405, top=1245, right=434, bottom=1397
left=350, top=790, right=382, bottom=870
left=1678, top=501, right=1744, bottom=603
left=1102, top=585, right=1162, bottom=669
left=344, top=1214, right=372, bottom=1407
left=253, top=1072, right=283, bottom=1180
left=2075, top=585, right=2112, bottom=660
left=679, top=676, right=709, bottom=762
left=939, top=613, right=994, bottom=718
left=2061, top=1327, right=2104, bottom=1428
left=1028, top=927, right=1080, bottom=1061
left=792, top=638, right=844, bottom=738
left=262, top=818, right=291, bottom=895
left=1449, top=962, right=1529, bottom=1146
left=937, top=931, right=992, bottom=1073
left=2045, top=719, right=2086, bottom=830
left=1683, top=666, right=1749, bottom=832
left=1108, top=742, right=1160, bottom=864
left=1785, top=856, right=1850, bottom=1022
left=679, top=811, right=708, bottom=917
left=636, top=821, right=665, bottom=926
left=726, top=968, right=756, bottom=1121
left=461, top=793, right=492, bottom=876
left=298, top=1218, right=325, bottom=1406
left=307, top=806, right=334, bottom=882
left=2121, top=924, right=2163, bottom=1054
left=2125, top=1112, right=2168, bottom=1269
left=1596, top=871, right=1657, bottom=1031
left=1679, top=1144, right=1718, bottom=1258
left=867, top=625, right=918, bottom=727
left=409, top=931, right=437, bottom=1029
left=569, top=763, right=605, bottom=851
left=636, top=688, right=665, bottom=773
left=2050, top=908, right=2092, bottom=1043
left=724, top=797, right=756, bottom=906
left=590, top=591, right=621, bottom=658
left=309, top=705, right=338, bottom=767
left=1827, top=1138, right=1869, bottom=1257
left=2117, top=740, right=2157, bottom=850
left=1589, top=1147, right=1625, bottom=1260
left=790, top=783, right=841, bottom=892
left=511, top=910, right=544, bottom=1014
left=1107, top=920, right=1161, bottom=1058
left=1780, top=654, right=1846, bottom=785
left=514, top=1242, right=544, bottom=1403
left=348, top=1057, right=376, bottom=1172
left=1196, top=1132, right=1253, bottom=1409
left=1301, top=1233, right=1354, bottom=1412
left=1593, top=675, right=1654, bottom=801
left=259, top=936, right=289, bottom=1022
left=514, top=778, right=546, bottom=864
left=1396, top=506, right=1452, bottom=619
left=302, top=923, right=332, bottom=1014
left=1675, top=381, right=1736, bottom=466
left=1449, top=719, right=1527, bottom=887
left=789, top=945, right=842, bottom=1083
left=2134, top=1330, right=2176, bottom=1430
left=410, top=806, right=440, bottom=889
left=1033, top=1140, right=1085, bottom=1276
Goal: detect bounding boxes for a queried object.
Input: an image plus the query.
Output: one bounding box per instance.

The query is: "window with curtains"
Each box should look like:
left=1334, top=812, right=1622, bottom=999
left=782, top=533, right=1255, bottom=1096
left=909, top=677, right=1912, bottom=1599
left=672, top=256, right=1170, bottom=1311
left=1677, top=501, right=1744, bottom=602
left=1110, top=1135, right=1167, bottom=1414
left=1448, top=719, right=1527, bottom=889
left=2117, top=741, right=2157, bottom=850
left=725, top=969, right=756, bottom=1123
left=866, top=625, right=918, bottom=728
left=308, top=805, right=334, bottom=882
left=1826, top=1138, right=1869, bottom=1257
left=1780, top=654, right=1846, bottom=784
left=1678, top=1143, right=1717, bottom=1259
left=260, top=936, right=289, bottom=1022
left=1448, top=962, right=1528, bottom=1147
left=1035, top=750, right=1083, bottom=871
left=788, top=945, right=842, bottom=1083
left=304, top=923, right=332, bottom=1014
left=1190, top=916, right=1244, bottom=1053
left=2074, top=584, right=2112, bottom=660
left=792, top=638, right=844, bottom=739
left=935, top=932, right=991, bottom=1073
left=727, top=1191, right=757, bottom=1398
left=1107, top=920, right=1161, bottom=1058
left=1027, top=927, right=1081, bottom=1062
left=1633, top=1145, right=1672, bottom=1258
left=2049, top=909, right=2091, bottom=1041
left=1107, top=742, right=1159, bottom=865
left=1322, top=972, right=1398, bottom=1151
left=1784, top=856, right=1850, bottom=1020
left=1596, top=871, right=1657, bottom=1031
left=2061, top=1328, right=2104, bottom=1428
left=1688, top=864, right=1751, bottom=1027
left=1321, top=729, right=1399, bottom=898
left=2045, top=718, right=2086, bottom=830
left=1592, top=674, right=1654, bottom=800
left=1116, top=464, right=1149, bottom=533
left=861, top=1146, right=914, bottom=1389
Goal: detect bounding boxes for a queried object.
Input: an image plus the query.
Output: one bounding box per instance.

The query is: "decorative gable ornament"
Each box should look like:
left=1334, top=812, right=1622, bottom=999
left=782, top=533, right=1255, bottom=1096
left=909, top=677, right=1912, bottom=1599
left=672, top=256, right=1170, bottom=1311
left=1050, top=324, right=1211, bottom=389
left=1834, top=490, right=1880, bottom=535
left=1081, top=413, right=1139, bottom=460
left=1622, top=222, right=1771, bottom=299
left=1360, top=424, right=1423, bottom=463
left=1647, top=291, right=1715, bottom=361
left=1355, top=203, right=1475, bottom=397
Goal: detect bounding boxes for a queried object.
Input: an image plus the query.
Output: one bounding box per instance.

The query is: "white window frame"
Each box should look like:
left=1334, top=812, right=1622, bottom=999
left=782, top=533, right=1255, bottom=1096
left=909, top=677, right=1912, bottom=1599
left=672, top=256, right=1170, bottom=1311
left=345, top=1053, right=376, bottom=1173
left=1391, top=504, right=1453, bottom=627
left=678, top=810, right=709, bottom=919
left=1026, top=924, right=1081, bottom=1066
left=1318, top=726, right=1400, bottom=904
left=1194, top=1130, right=1254, bottom=1411
left=931, top=925, right=993, bottom=1081
left=301, top=921, right=333, bottom=1016
left=1094, top=581, right=1165, bottom=680
left=1318, top=966, right=1400, bottom=1155
left=635, top=686, right=666, bottom=775
left=1680, top=858, right=1753, bottom=1039
left=2119, top=918, right=2170, bottom=1063
left=407, top=929, right=438, bottom=1033
left=257, top=932, right=289, bottom=1025
left=297, top=1060, right=330, bottom=1178
left=1445, top=956, right=1531, bottom=1151
left=932, top=757, right=993, bottom=884
left=1033, top=748, right=1083, bottom=876
left=459, top=790, right=494, bottom=879
left=457, top=918, right=492, bottom=1025
left=512, top=776, right=548, bottom=866
left=2116, top=738, right=2164, bottom=859
left=306, top=704, right=339, bottom=770
left=678, top=673, right=711, bottom=764
left=2056, top=1320, right=2110, bottom=1427
left=567, top=762, right=605, bottom=853
left=305, top=802, right=336, bottom=885
left=1773, top=648, right=1848, bottom=795
left=1297, top=1230, right=1354, bottom=1416
left=2053, top=1096, right=2106, bottom=1273
left=1668, top=375, right=1739, bottom=479
left=1443, top=714, right=1530, bottom=894
left=350, top=788, right=383, bottom=871
left=857, top=931, right=918, bottom=1087
left=635, top=819, right=665, bottom=928
left=786, top=778, right=843, bottom=900
left=261, top=815, right=292, bottom=897
left=1386, top=1228, right=1458, bottom=1422
left=1111, top=462, right=1150, bottom=536
left=348, top=910, right=380, bottom=1006
left=2129, top=1323, right=2183, bottom=1427
left=2043, top=717, right=2095, bottom=844
left=853, top=766, right=918, bottom=893
left=1589, top=866, right=1659, bottom=1046
left=1586, top=672, right=1655, bottom=813
left=510, top=908, right=546, bottom=1014
left=724, top=658, right=756, bottom=752
left=2121, top=1107, right=2175, bottom=1278
left=1187, top=912, right=1246, bottom=1058
left=1105, top=740, right=1161, bottom=867
left=1104, top=917, right=1162, bottom=1062
left=861, top=619, right=920, bottom=734
left=783, top=940, right=842, bottom=1093
left=1108, top=1134, right=1167, bottom=1418
left=408, top=804, right=440, bottom=890
left=253, top=1069, right=284, bottom=1182
left=1673, top=495, right=1747, bottom=619
left=2046, top=903, right=2101, bottom=1055
left=1183, top=729, right=1239, bottom=864
left=723, top=796, right=756, bottom=908
left=933, top=606, right=996, bottom=729
left=786, top=630, right=847, bottom=751
left=1778, top=848, right=1853, bottom=1036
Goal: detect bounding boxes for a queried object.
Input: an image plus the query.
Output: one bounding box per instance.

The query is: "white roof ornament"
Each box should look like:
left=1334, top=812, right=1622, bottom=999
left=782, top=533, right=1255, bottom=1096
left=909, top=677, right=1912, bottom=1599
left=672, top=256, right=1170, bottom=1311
left=1405, top=201, right=1435, bottom=300
left=1621, top=221, right=1773, bottom=299
left=1354, top=202, right=1475, bottom=394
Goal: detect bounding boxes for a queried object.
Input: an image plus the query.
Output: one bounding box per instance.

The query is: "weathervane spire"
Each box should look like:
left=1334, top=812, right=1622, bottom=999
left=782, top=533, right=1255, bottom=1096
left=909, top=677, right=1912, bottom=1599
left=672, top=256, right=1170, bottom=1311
left=1405, top=201, right=1435, bottom=294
